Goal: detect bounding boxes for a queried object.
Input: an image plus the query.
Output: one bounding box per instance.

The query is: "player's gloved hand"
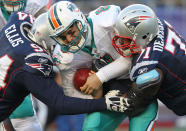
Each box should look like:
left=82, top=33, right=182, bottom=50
left=105, top=90, right=130, bottom=112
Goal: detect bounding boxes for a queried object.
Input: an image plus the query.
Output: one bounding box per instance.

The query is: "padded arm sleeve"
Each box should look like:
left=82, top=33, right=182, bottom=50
left=123, top=69, right=163, bottom=116
left=16, top=70, right=106, bottom=115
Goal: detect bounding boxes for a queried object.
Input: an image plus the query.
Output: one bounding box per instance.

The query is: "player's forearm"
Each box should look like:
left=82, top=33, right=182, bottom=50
left=19, top=71, right=106, bottom=115
left=96, top=56, right=131, bottom=83
left=54, top=95, right=106, bottom=114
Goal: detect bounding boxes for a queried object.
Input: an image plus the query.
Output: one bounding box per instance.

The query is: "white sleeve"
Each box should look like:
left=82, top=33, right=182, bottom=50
left=96, top=56, right=131, bottom=83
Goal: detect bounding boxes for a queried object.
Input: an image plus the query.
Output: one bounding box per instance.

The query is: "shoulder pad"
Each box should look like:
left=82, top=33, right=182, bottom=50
left=52, top=44, right=74, bottom=70
left=8, top=12, right=35, bottom=25
left=89, top=5, right=121, bottom=27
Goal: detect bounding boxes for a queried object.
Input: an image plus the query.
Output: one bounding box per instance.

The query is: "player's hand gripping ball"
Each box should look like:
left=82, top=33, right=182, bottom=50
left=73, top=68, right=92, bottom=91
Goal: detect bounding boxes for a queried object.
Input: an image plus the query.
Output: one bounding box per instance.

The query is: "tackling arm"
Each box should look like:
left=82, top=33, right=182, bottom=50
left=122, top=68, right=163, bottom=116
left=14, top=70, right=126, bottom=114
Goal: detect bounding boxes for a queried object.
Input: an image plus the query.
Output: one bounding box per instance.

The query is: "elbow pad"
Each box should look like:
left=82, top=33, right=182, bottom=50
left=135, top=69, right=161, bottom=96
left=123, top=69, right=162, bottom=116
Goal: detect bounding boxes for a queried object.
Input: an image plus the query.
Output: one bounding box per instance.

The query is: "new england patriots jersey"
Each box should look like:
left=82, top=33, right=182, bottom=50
left=0, top=12, right=53, bottom=121
left=130, top=18, right=186, bottom=115
left=0, top=12, right=105, bottom=122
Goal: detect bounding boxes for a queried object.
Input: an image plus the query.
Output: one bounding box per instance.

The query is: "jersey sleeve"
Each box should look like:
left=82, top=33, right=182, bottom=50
left=130, top=45, right=162, bottom=81
left=96, top=56, right=131, bottom=83
left=22, top=52, right=54, bottom=76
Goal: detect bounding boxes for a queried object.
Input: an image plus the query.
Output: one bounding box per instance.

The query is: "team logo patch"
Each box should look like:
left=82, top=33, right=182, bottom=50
left=67, top=3, right=79, bottom=12
left=26, top=63, right=52, bottom=76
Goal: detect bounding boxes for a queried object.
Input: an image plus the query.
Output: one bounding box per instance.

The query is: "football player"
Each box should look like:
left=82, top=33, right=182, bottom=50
left=0, top=0, right=49, bottom=130
left=0, top=4, right=126, bottom=131
left=37, top=1, right=158, bottom=131
left=112, top=4, right=186, bottom=116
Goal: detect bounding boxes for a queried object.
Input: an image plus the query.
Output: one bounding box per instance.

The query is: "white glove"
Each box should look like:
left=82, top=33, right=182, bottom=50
left=105, top=90, right=130, bottom=112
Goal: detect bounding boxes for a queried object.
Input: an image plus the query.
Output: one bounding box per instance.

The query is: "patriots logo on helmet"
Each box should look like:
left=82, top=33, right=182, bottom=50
left=124, top=16, right=152, bottom=33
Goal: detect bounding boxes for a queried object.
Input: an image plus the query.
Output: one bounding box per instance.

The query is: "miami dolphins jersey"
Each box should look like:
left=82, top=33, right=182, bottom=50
left=130, top=18, right=186, bottom=115
left=0, top=12, right=53, bottom=121
left=52, top=5, right=130, bottom=98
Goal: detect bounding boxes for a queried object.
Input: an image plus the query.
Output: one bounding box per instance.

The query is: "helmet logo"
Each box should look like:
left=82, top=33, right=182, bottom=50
left=67, top=3, right=79, bottom=12
left=124, top=16, right=152, bottom=33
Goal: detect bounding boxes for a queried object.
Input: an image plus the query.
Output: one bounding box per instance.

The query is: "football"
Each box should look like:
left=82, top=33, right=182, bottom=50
left=73, top=68, right=91, bottom=91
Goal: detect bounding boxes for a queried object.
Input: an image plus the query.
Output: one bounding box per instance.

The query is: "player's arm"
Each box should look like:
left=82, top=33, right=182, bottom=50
left=14, top=70, right=105, bottom=114
left=81, top=56, right=131, bottom=94
left=96, top=56, right=131, bottom=83
left=15, top=70, right=127, bottom=114
left=121, top=68, right=163, bottom=116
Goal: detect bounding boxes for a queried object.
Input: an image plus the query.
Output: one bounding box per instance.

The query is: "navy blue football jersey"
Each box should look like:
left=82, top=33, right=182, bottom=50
left=0, top=12, right=54, bottom=121
left=0, top=12, right=105, bottom=121
left=130, top=18, right=186, bottom=115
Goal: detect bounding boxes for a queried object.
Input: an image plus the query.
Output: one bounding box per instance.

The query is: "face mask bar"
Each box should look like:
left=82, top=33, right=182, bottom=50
left=112, top=35, right=141, bottom=58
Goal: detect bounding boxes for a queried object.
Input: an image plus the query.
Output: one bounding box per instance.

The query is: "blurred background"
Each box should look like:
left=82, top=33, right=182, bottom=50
left=47, top=0, right=186, bottom=131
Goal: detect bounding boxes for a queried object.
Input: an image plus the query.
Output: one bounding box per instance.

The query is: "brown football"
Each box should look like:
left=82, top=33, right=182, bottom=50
left=73, top=68, right=91, bottom=91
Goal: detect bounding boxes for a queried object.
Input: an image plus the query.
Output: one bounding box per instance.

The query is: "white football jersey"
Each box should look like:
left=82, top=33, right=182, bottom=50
left=53, top=5, right=131, bottom=98
left=88, top=5, right=121, bottom=60
left=0, top=0, right=48, bottom=30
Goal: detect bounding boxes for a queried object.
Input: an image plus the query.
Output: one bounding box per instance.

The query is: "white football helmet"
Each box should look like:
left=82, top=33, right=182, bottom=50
left=28, top=12, right=56, bottom=54
left=0, top=0, right=26, bottom=13
left=112, top=4, right=159, bottom=57
left=47, top=1, right=88, bottom=53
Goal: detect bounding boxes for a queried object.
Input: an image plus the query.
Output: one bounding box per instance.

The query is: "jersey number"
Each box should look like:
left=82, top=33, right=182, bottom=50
left=17, top=12, right=35, bottom=24
left=95, top=6, right=110, bottom=15
left=164, top=28, right=185, bottom=55
left=0, top=55, right=14, bottom=90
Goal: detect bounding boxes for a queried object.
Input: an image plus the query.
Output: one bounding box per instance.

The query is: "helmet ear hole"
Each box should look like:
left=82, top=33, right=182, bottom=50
left=142, top=33, right=149, bottom=39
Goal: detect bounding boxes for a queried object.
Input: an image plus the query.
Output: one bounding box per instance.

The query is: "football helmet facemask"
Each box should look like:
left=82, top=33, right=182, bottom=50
left=112, top=4, right=159, bottom=57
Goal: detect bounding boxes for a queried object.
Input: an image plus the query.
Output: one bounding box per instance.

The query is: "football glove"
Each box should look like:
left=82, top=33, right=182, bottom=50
left=105, top=90, right=129, bottom=112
